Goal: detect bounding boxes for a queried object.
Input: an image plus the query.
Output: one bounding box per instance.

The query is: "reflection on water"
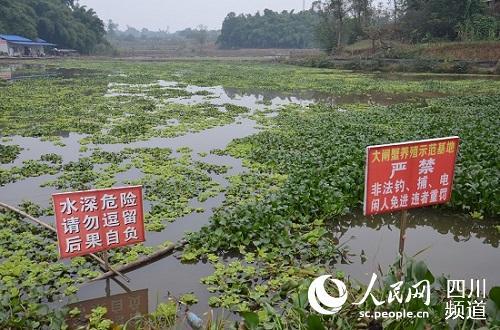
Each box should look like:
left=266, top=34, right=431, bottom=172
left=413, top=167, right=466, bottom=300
left=67, top=288, right=148, bottom=328
left=223, top=87, right=447, bottom=107
left=334, top=209, right=500, bottom=288
left=74, top=258, right=215, bottom=320
left=0, top=63, right=100, bottom=81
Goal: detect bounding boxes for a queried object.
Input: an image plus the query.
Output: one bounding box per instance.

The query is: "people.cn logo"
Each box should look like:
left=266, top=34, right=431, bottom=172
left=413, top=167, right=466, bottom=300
left=308, top=275, right=348, bottom=315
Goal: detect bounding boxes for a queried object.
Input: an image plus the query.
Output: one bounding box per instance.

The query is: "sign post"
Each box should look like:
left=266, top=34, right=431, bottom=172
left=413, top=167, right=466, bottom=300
left=364, top=137, right=460, bottom=278
left=398, top=209, right=408, bottom=279
left=52, top=186, right=145, bottom=280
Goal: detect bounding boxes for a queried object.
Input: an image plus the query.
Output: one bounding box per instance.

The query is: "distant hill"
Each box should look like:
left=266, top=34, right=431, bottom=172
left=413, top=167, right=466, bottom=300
left=0, top=0, right=107, bottom=54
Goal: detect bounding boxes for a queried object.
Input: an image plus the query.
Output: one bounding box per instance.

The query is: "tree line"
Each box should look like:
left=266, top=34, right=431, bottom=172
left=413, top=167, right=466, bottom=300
left=107, top=22, right=219, bottom=45
left=218, top=0, right=499, bottom=51
left=217, top=9, right=320, bottom=49
left=0, top=0, right=107, bottom=54
left=316, top=0, right=499, bottom=52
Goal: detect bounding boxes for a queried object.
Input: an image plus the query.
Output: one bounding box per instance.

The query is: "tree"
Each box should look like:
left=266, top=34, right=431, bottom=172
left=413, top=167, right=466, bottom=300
left=217, top=9, right=320, bottom=49
left=106, top=19, right=119, bottom=38
left=315, top=0, right=359, bottom=52
left=194, top=25, right=208, bottom=53
left=0, top=0, right=107, bottom=53
left=0, top=0, right=38, bottom=39
left=399, top=0, right=486, bottom=42
left=351, top=0, right=372, bottom=39
left=312, top=0, right=496, bottom=52
left=330, top=0, right=349, bottom=48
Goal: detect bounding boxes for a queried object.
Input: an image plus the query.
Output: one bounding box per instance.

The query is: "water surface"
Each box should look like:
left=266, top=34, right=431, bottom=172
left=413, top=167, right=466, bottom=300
left=1, top=64, right=498, bottom=324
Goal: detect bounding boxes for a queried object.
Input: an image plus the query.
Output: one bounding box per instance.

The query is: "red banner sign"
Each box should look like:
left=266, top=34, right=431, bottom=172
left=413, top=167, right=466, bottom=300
left=364, top=137, right=459, bottom=216
left=52, top=186, right=145, bottom=258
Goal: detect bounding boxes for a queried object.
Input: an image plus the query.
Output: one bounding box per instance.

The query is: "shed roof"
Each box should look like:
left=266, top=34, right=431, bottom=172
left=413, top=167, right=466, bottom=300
left=10, top=41, right=56, bottom=47
left=0, top=34, right=55, bottom=46
left=0, top=34, right=33, bottom=42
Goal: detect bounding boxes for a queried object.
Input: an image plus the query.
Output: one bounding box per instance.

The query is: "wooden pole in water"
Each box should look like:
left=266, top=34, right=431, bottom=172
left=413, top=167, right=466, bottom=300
left=105, top=278, right=111, bottom=297
left=398, top=210, right=408, bottom=280
left=101, top=251, right=110, bottom=271
left=0, top=201, right=55, bottom=232
left=0, top=201, right=130, bottom=282
left=89, top=241, right=184, bottom=282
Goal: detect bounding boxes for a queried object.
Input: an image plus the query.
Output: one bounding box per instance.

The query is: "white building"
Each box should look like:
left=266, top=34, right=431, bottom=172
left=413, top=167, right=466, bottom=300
left=0, top=34, right=55, bottom=57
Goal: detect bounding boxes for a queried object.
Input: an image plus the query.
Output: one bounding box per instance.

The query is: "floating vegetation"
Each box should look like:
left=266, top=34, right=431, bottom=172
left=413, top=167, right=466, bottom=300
left=125, top=147, right=224, bottom=231
left=0, top=210, right=100, bottom=328
left=0, top=159, right=60, bottom=185
left=184, top=94, right=500, bottom=324
left=0, top=73, right=249, bottom=145
left=0, top=59, right=499, bottom=328
left=31, top=147, right=225, bottom=232
left=0, top=144, right=22, bottom=164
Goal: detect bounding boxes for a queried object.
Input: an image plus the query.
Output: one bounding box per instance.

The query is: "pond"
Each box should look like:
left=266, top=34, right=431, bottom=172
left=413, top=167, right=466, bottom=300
left=0, top=60, right=498, bottom=326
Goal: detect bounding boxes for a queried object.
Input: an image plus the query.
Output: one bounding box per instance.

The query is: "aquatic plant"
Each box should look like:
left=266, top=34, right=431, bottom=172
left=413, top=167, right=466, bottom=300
left=0, top=210, right=100, bottom=328
left=185, top=93, right=499, bottom=325
left=1, top=59, right=499, bottom=328
left=0, top=144, right=22, bottom=164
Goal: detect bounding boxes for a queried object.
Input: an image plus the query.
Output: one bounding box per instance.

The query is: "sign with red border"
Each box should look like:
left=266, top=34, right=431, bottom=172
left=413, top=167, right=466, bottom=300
left=364, top=137, right=459, bottom=216
left=52, top=186, right=145, bottom=258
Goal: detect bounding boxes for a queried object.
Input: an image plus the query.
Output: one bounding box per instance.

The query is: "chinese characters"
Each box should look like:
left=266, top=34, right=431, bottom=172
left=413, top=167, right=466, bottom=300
left=445, top=279, right=487, bottom=320
left=53, top=186, right=145, bottom=258
left=365, top=137, right=459, bottom=216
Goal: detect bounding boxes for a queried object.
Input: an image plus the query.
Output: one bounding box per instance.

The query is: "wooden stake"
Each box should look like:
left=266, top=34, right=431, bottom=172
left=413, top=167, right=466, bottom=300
left=0, top=201, right=130, bottom=282
left=398, top=209, right=408, bottom=280
left=105, top=278, right=111, bottom=297
left=101, top=251, right=110, bottom=271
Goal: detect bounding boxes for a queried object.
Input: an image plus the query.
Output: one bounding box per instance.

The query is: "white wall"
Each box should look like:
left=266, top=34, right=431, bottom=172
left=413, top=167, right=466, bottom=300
left=0, top=40, right=8, bottom=54
left=4, top=43, right=45, bottom=57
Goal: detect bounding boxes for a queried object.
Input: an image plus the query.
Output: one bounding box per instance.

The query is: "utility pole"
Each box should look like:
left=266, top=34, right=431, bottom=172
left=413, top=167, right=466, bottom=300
left=303, top=0, right=306, bottom=11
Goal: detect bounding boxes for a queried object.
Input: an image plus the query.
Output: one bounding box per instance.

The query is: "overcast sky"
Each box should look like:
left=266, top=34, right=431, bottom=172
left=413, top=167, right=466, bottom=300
left=78, top=0, right=316, bottom=32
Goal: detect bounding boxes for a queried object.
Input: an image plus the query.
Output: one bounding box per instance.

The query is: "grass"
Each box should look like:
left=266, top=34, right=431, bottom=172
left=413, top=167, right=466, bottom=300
left=412, top=41, right=500, bottom=61
left=340, top=39, right=500, bottom=61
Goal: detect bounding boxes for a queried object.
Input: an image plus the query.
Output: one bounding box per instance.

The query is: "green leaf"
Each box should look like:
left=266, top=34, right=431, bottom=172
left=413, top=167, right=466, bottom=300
left=424, top=270, right=435, bottom=284
left=306, top=315, right=325, bottom=330
left=241, top=311, right=259, bottom=329
left=489, top=286, right=500, bottom=309
left=180, top=293, right=199, bottom=305
left=412, top=261, right=429, bottom=282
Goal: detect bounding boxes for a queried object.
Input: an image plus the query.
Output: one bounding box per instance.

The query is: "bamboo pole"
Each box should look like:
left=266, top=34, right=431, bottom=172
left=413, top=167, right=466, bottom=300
left=0, top=201, right=130, bottom=282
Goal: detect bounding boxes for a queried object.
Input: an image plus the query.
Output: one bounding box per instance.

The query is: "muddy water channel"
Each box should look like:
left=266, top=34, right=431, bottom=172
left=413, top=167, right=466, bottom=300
left=1, top=63, right=499, bottom=324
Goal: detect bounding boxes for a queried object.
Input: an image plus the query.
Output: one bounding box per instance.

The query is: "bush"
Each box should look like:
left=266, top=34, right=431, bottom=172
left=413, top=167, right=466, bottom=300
left=457, top=15, right=500, bottom=41
left=411, top=58, right=438, bottom=72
